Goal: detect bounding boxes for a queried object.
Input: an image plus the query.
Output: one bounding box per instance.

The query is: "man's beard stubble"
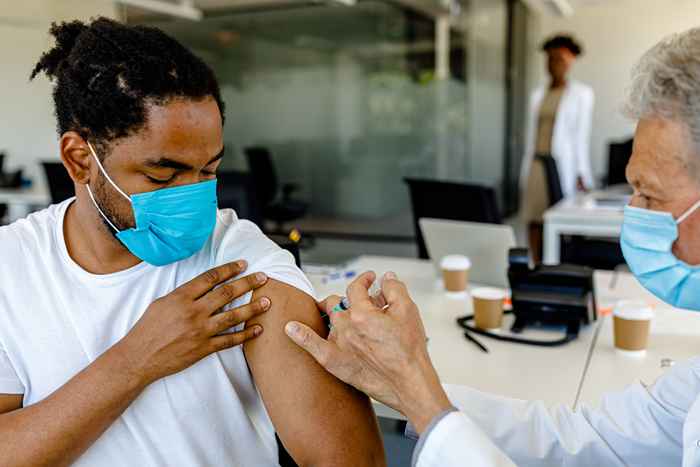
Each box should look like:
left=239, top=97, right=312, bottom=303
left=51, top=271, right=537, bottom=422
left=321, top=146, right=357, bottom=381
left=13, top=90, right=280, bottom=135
left=92, top=172, right=134, bottom=238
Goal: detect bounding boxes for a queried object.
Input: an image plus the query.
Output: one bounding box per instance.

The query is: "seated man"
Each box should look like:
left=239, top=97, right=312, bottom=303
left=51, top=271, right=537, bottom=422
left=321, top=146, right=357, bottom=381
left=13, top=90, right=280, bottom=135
left=0, top=18, right=385, bottom=466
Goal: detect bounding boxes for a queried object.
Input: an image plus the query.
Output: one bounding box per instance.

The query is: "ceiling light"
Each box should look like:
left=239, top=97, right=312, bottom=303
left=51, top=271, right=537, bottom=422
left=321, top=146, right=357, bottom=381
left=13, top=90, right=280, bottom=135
left=116, top=0, right=203, bottom=21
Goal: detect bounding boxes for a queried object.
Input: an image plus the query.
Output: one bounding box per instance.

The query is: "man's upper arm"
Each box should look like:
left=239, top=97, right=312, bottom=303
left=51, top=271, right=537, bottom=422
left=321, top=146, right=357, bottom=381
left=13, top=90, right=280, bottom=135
left=0, top=395, right=22, bottom=414
left=244, top=279, right=385, bottom=467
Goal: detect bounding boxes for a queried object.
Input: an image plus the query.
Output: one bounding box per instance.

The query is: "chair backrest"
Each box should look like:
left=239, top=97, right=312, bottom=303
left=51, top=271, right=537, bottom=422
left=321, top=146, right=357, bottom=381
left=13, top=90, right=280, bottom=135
left=244, top=147, right=278, bottom=207
left=216, top=170, right=263, bottom=227
left=404, top=178, right=502, bottom=259
left=607, top=138, right=633, bottom=186
left=535, top=155, right=563, bottom=207
left=41, top=162, right=75, bottom=204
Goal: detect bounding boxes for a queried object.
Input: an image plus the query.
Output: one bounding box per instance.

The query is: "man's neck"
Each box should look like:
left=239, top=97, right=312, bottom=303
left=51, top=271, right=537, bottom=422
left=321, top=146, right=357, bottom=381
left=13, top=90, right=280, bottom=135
left=64, top=194, right=142, bottom=275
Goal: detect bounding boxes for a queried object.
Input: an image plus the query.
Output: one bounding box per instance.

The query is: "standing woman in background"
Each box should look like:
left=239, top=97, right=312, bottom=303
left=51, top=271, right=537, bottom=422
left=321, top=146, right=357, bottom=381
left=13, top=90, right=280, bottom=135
left=521, top=35, right=594, bottom=261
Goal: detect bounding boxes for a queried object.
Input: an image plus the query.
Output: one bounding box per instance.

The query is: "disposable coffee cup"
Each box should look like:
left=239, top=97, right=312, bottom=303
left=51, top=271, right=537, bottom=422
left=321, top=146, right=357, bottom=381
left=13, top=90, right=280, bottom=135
left=613, top=300, right=653, bottom=356
left=440, top=255, right=471, bottom=293
left=472, top=287, right=506, bottom=331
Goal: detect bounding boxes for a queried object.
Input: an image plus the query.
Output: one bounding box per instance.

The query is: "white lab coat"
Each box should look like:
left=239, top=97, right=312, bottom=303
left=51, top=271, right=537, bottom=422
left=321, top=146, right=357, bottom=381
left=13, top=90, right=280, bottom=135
left=520, top=81, right=595, bottom=199
left=414, top=356, right=700, bottom=467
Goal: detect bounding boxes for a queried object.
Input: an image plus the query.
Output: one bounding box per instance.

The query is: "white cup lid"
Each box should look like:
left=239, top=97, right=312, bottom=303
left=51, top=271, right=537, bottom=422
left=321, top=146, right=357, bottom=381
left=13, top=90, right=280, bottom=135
left=613, top=300, right=654, bottom=320
left=440, top=255, right=471, bottom=270
left=471, top=287, right=507, bottom=300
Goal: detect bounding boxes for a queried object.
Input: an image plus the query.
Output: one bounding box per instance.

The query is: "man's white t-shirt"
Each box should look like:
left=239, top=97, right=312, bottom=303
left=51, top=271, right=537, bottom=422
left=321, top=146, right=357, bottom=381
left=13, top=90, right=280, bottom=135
left=0, top=199, right=315, bottom=466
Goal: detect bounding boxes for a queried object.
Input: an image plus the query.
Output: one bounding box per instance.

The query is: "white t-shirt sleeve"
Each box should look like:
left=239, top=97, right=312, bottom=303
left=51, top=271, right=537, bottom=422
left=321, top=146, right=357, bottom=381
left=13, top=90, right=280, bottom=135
left=0, top=344, right=24, bottom=394
left=212, top=211, right=315, bottom=300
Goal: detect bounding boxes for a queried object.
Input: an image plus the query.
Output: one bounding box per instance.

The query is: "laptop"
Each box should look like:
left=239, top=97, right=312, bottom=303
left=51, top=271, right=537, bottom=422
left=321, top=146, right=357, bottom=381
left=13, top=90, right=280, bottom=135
left=419, top=218, right=516, bottom=288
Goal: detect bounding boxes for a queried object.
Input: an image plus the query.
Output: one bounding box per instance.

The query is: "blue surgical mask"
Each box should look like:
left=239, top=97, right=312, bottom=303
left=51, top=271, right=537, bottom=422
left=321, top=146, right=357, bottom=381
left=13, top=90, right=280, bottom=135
left=621, top=199, right=700, bottom=310
left=85, top=142, right=218, bottom=267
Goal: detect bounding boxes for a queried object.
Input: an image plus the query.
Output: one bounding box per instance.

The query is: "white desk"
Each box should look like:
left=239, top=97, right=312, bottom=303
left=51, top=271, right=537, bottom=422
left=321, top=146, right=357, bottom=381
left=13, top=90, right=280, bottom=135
left=307, top=256, right=700, bottom=414
left=0, top=179, right=51, bottom=222
left=307, top=255, right=597, bottom=411
left=542, top=189, right=627, bottom=265
left=581, top=270, right=700, bottom=406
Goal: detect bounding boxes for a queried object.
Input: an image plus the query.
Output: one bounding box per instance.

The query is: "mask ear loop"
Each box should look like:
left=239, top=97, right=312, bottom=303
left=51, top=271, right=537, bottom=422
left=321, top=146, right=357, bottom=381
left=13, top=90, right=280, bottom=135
left=676, top=198, right=700, bottom=224
left=86, top=141, right=131, bottom=202
left=85, top=141, right=129, bottom=233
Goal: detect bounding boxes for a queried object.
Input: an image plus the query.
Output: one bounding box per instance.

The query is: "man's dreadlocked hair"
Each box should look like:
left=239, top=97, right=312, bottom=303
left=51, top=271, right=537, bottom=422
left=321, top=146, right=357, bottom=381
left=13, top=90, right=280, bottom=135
left=30, top=17, right=225, bottom=158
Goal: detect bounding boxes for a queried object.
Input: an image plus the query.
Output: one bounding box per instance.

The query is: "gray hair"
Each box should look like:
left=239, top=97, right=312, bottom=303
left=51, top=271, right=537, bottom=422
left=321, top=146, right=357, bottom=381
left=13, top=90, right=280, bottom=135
left=625, top=27, right=700, bottom=150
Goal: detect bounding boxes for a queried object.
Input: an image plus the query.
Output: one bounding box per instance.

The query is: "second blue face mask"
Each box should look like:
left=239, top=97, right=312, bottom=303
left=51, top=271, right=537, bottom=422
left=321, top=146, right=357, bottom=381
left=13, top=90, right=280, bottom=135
left=620, top=200, right=700, bottom=310
left=86, top=142, right=218, bottom=267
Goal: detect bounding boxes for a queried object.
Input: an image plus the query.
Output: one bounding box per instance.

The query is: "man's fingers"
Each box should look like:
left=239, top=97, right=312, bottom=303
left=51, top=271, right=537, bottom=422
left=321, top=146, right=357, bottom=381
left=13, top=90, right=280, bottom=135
left=381, top=271, right=411, bottom=306
left=198, top=272, right=268, bottom=312
left=285, top=321, right=334, bottom=368
left=317, top=295, right=343, bottom=315
left=209, top=325, right=263, bottom=352
left=208, top=297, right=271, bottom=335
left=179, top=260, right=248, bottom=299
left=346, top=271, right=376, bottom=308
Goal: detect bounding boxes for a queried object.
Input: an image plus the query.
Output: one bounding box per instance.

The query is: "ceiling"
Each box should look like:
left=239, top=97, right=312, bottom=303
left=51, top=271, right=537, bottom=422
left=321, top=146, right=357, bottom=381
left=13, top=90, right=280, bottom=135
left=120, top=0, right=459, bottom=21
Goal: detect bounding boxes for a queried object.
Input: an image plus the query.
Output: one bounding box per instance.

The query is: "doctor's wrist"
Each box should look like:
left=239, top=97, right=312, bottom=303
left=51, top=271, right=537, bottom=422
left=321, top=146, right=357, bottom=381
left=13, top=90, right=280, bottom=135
left=397, top=356, right=451, bottom=434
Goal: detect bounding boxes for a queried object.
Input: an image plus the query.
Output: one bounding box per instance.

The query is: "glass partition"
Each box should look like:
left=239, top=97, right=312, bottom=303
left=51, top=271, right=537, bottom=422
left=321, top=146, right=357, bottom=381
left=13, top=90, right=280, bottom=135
left=132, top=0, right=508, bottom=238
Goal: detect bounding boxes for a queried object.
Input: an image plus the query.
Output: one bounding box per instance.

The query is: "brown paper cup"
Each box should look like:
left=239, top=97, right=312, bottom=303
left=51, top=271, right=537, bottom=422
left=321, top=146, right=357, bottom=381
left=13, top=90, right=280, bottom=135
left=442, top=269, right=469, bottom=292
left=612, top=300, right=653, bottom=355
left=472, top=287, right=506, bottom=331
left=440, top=255, right=471, bottom=293
left=613, top=317, right=651, bottom=352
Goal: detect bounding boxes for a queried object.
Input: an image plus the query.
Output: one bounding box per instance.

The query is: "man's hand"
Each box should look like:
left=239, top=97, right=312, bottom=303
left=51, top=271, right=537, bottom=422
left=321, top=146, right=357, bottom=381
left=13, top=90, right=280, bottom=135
left=118, top=260, right=271, bottom=386
left=284, top=271, right=452, bottom=433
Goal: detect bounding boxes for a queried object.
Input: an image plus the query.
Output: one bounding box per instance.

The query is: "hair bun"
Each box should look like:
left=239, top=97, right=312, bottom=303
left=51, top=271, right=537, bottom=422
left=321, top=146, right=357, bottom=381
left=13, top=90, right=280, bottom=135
left=30, top=20, right=88, bottom=80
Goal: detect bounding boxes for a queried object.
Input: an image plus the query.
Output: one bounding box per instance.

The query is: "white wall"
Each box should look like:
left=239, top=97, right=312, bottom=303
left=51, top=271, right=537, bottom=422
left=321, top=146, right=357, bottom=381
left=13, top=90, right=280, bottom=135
left=532, top=0, right=700, bottom=183
left=0, top=1, right=119, bottom=181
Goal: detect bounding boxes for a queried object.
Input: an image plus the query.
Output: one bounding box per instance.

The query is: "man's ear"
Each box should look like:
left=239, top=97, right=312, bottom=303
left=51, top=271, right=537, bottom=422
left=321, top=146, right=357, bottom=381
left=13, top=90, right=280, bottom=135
left=60, top=132, right=93, bottom=185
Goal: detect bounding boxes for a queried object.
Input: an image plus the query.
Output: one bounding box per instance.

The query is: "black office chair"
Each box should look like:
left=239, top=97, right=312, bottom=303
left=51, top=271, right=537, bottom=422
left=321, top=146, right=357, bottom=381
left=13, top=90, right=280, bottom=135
left=41, top=162, right=75, bottom=204
left=244, top=147, right=308, bottom=232
left=606, top=138, right=633, bottom=186
left=216, top=170, right=263, bottom=227
left=217, top=171, right=302, bottom=266
left=404, top=178, right=502, bottom=259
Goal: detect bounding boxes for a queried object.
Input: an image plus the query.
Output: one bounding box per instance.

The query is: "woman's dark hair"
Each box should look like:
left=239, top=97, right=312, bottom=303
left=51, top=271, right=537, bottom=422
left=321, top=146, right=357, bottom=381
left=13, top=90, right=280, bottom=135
left=30, top=17, right=225, bottom=157
left=541, top=34, right=583, bottom=56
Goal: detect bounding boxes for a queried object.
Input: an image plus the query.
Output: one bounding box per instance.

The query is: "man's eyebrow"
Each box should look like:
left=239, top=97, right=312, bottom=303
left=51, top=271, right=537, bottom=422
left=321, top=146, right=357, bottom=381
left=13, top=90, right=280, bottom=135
left=143, top=147, right=225, bottom=171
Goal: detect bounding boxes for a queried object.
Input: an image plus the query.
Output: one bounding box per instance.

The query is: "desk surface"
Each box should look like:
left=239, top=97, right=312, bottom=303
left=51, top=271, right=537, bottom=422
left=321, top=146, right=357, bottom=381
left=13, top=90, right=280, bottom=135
left=307, top=255, right=596, bottom=407
left=584, top=270, right=700, bottom=406
left=542, top=188, right=628, bottom=264
left=308, top=255, right=700, bottom=411
left=544, top=189, right=626, bottom=224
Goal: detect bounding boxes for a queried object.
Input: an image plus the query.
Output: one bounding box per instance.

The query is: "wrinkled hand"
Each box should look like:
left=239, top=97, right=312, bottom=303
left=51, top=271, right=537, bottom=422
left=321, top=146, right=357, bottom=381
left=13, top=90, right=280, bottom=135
left=285, top=271, right=451, bottom=433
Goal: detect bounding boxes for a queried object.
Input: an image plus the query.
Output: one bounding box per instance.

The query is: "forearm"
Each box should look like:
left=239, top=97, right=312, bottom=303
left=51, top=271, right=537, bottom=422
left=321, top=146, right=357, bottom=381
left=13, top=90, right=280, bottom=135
left=395, top=353, right=452, bottom=435
left=0, top=341, right=147, bottom=467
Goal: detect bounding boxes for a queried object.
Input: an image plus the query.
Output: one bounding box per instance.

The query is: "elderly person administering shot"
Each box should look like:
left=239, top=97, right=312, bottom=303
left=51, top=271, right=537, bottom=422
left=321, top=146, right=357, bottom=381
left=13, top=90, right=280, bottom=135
left=286, top=28, right=700, bottom=467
